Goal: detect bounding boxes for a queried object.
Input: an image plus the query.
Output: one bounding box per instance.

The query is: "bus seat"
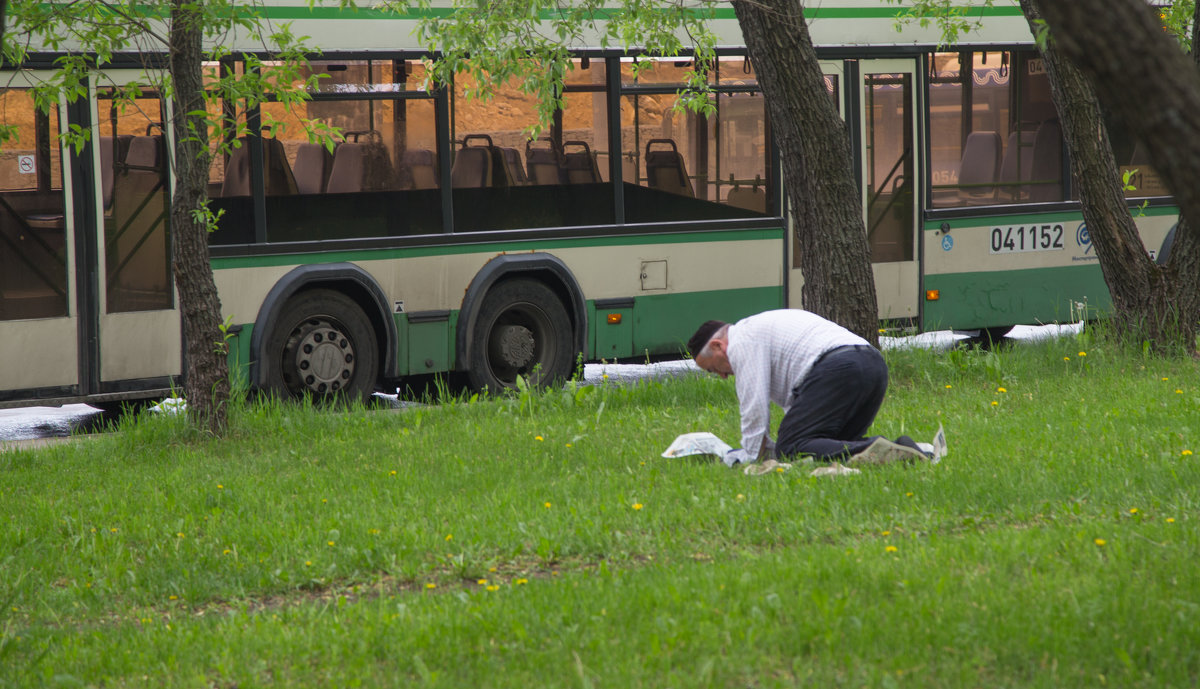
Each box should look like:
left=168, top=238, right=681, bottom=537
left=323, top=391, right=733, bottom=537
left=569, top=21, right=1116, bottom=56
left=1129, top=142, right=1149, bottom=166
left=399, top=148, right=438, bottom=189
left=498, top=147, right=528, bottom=185
left=326, top=137, right=400, bottom=193
left=451, top=145, right=493, bottom=188
left=645, top=139, right=693, bottom=197
left=292, top=142, right=333, bottom=195
left=525, top=138, right=563, bottom=185
left=997, top=129, right=1036, bottom=202
left=1029, top=119, right=1063, bottom=203
left=562, top=141, right=602, bottom=184
left=220, top=137, right=298, bottom=197
left=956, top=130, right=1001, bottom=204
left=726, top=185, right=766, bottom=213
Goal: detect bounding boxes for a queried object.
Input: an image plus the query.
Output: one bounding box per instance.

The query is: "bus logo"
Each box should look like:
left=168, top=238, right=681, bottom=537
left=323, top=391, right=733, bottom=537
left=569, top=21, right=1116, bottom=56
left=1076, top=223, right=1093, bottom=255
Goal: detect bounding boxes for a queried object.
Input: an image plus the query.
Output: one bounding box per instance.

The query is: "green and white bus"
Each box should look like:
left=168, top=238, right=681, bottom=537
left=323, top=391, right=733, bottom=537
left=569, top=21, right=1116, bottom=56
left=0, top=2, right=1176, bottom=409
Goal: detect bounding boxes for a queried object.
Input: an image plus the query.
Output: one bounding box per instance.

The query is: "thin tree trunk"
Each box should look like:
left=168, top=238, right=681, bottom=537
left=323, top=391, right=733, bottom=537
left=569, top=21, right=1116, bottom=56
left=1037, top=0, right=1200, bottom=351
left=169, top=0, right=229, bottom=433
left=731, top=0, right=879, bottom=345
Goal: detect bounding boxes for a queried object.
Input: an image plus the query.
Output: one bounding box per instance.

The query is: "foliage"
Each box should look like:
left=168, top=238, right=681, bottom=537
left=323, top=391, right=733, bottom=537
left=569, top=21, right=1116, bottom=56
left=391, top=0, right=721, bottom=136
left=1, top=0, right=340, bottom=162
left=884, top=0, right=997, bottom=48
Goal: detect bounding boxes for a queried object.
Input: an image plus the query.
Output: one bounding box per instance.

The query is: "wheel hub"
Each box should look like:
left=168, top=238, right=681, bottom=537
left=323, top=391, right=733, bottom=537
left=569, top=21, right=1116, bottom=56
left=292, top=321, right=355, bottom=395
left=493, top=324, right=535, bottom=369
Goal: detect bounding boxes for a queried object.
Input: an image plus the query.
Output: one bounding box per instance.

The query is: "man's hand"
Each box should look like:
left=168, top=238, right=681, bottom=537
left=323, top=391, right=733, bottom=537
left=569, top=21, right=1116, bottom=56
left=724, top=448, right=751, bottom=467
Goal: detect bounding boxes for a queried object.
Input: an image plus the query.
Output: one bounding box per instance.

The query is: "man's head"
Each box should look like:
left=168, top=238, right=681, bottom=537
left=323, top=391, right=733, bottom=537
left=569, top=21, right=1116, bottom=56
left=688, top=320, right=732, bottom=378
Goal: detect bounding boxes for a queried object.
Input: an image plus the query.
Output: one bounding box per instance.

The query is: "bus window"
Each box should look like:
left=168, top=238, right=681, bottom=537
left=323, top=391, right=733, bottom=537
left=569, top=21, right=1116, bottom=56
left=620, top=56, right=770, bottom=222
left=450, top=57, right=614, bottom=231
left=209, top=59, right=445, bottom=243
left=1103, top=116, right=1170, bottom=199
left=97, top=88, right=173, bottom=314
left=0, top=87, right=68, bottom=321
left=929, top=50, right=1064, bottom=208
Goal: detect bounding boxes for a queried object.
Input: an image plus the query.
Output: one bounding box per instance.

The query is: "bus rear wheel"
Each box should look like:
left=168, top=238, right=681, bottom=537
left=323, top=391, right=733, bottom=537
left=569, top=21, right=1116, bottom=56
left=467, top=279, right=573, bottom=393
left=265, top=289, right=379, bottom=403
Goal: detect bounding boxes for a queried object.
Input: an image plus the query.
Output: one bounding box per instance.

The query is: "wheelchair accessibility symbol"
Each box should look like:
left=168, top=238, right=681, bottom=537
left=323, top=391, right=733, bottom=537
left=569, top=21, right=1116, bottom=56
left=941, top=234, right=954, bottom=251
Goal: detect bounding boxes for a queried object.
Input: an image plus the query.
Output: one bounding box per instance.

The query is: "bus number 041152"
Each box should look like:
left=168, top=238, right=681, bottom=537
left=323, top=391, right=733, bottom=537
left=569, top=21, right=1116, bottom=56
left=989, top=224, right=1065, bottom=254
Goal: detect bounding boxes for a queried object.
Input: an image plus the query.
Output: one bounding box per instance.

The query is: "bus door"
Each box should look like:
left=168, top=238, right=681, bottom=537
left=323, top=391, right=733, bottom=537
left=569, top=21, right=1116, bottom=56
left=786, top=61, right=846, bottom=309
left=0, top=74, right=80, bottom=399
left=859, top=59, right=921, bottom=322
left=92, top=76, right=181, bottom=388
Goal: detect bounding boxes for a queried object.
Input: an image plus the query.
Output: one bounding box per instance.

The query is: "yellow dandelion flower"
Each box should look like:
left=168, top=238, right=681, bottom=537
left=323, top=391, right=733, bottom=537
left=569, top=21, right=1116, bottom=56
left=997, top=387, right=1007, bottom=393
left=90, top=528, right=96, bottom=533
left=1162, top=377, right=1170, bottom=381
left=544, top=502, right=552, bottom=509
left=477, top=579, right=488, bottom=585
left=426, top=583, right=437, bottom=589
left=1129, top=508, right=1139, bottom=514
left=736, top=493, right=746, bottom=502
left=327, top=541, right=335, bottom=547
left=177, top=532, right=185, bottom=538
left=1183, top=450, right=1194, bottom=456
left=1167, top=518, right=1176, bottom=523
left=1177, top=389, right=1184, bottom=394
left=881, top=530, right=891, bottom=536
left=1078, top=351, right=1087, bottom=357
left=885, top=545, right=898, bottom=553
left=776, top=466, right=785, bottom=473
left=878, top=328, right=887, bottom=334
left=566, top=443, right=573, bottom=448
left=1094, top=538, right=1107, bottom=547
left=217, top=484, right=224, bottom=490
left=110, top=528, right=118, bottom=533
left=322, top=499, right=328, bottom=504
left=905, top=492, right=914, bottom=497
left=632, top=503, right=644, bottom=511
left=305, top=560, right=312, bottom=566
left=486, top=585, right=500, bottom=592
left=990, top=400, right=999, bottom=406
left=516, top=578, right=529, bottom=585
left=488, top=567, right=498, bottom=573
left=535, top=436, right=544, bottom=441
left=223, top=549, right=231, bottom=555
left=445, top=534, right=453, bottom=541
left=389, top=470, right=397, bottom=476
left=169, top=595, right=178, bottom=600
left=945, top=384, right=952, bottom=389
left=1064, top=356, right=1071, bottom=361
left=602, top=374, right=609, bottom=380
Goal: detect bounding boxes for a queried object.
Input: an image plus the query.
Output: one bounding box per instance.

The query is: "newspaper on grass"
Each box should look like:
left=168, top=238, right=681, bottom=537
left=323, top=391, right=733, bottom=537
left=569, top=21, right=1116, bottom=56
left=661, top=432, right=733, bottom=459
left=931, top=423, right=947, bottom=464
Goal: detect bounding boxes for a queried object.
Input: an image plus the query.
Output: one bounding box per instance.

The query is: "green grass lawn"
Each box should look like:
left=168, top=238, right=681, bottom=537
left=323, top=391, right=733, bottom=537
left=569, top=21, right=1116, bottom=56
left=2, top=332, right=1199, bottom=687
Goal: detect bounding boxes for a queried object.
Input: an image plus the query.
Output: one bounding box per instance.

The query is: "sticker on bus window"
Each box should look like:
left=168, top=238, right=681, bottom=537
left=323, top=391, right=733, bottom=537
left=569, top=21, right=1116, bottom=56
left=989, top=224, right=1065, bottom=254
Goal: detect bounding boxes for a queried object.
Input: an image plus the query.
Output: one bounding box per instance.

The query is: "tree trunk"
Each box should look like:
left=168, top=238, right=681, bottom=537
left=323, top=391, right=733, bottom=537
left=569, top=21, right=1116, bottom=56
left=1018, top=0, right=1190, bottom=349
left=1037, top=0, right=1200, bottom=351
left=169, top=0, right=229, bottom=434
left=731, top=0, right=880, bottom=345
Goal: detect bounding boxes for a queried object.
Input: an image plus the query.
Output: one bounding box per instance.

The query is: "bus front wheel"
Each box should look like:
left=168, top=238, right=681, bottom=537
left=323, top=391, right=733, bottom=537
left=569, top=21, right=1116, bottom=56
left=265, top=289, right=379, bottom=403
left=467, top=279, right=574, bottom=392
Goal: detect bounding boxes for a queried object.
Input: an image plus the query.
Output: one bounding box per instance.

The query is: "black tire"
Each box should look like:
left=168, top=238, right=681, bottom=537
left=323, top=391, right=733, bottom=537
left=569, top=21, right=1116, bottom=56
left=466, top=278, right=574, bottom=392
left=264, top=289, right=379, bottom=403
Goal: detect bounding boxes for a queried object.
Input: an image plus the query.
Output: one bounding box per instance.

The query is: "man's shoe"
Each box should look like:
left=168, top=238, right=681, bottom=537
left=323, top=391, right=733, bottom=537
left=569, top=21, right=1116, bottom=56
left=847, top=437, right=929, bottom=465
left=743, top=459, right=793, bottom=476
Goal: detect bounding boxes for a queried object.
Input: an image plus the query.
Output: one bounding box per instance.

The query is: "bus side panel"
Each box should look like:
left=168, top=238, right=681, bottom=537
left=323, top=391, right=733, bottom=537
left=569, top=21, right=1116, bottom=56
left=634, top=285, right=783, bottom=358
left=924, top=265, right=1109, bottom=331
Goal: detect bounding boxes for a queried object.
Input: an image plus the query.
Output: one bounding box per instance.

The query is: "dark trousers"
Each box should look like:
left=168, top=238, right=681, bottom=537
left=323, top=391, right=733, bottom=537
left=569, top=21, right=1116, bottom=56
left=776, top=345, right=888, bottom=461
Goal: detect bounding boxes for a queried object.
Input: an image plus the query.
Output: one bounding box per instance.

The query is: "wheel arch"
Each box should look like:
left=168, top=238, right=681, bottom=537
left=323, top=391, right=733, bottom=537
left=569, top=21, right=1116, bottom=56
left=456, top=254, right=587, bottom=372
left=249, top=263, right=398, bottom=390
